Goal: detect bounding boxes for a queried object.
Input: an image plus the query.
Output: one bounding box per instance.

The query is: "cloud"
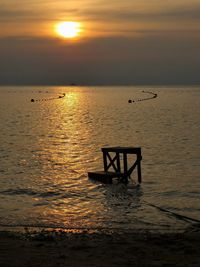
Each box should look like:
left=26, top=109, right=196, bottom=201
left=0, top=5, right=79, bottom=22
left=76, top=5, right=200, bottom=22
left=1, top=0, right=199, bottom=42
left=1, top=1, right=200, bottom=23
left=0, top=0, right=199, bottom=85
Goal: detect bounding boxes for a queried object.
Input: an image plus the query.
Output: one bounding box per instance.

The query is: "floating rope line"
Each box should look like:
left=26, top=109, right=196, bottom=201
left=31, top=93, right=66, bottom=102
left=143, top=200, right=200, bottom=224
left=128, top=90, right=157, bottom=103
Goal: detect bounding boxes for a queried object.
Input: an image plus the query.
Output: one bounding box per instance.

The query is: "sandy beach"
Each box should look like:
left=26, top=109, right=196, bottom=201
left=0, top=226, right=199, bottom=267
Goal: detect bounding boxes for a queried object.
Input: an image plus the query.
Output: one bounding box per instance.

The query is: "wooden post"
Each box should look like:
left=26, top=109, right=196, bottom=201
left=103, top=151, right=108, bottom=171
left=123, top=152, right=128, bottom=182
left=116, top=152, right=121, bottom=173
left=137, top=149, right=142, bottom=183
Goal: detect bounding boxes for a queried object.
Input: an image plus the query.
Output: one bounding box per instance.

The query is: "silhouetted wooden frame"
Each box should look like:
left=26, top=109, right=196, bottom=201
left=101, top=147, right=142, bottom=183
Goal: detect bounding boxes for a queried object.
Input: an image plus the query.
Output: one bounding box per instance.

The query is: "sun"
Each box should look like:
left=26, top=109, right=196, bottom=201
left=56, top=21, right=81, bottom=39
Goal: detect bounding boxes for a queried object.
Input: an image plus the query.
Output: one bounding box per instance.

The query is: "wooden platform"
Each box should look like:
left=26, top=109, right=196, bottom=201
left=101, top=146, right=141, bottom=154
left=88, top=171, right=121, bottom=183
left=88, top=146, right=142, bottom=184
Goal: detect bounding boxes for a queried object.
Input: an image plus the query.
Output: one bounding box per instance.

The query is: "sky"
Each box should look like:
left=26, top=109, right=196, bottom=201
left=0, top=0, right=200, bottom=85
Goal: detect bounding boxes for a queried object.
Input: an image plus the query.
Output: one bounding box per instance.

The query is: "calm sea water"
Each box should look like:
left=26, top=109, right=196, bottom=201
left=0, top=86, right=199, bottom=231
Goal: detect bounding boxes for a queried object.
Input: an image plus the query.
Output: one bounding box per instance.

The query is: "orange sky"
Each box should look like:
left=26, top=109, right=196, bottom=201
left=1, top=0, right=200, bottom=38
left=0, top=0, right=200, bottom=84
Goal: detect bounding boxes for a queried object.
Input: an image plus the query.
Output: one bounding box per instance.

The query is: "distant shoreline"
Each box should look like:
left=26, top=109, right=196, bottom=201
left=0, top=84, right=200, bottom=87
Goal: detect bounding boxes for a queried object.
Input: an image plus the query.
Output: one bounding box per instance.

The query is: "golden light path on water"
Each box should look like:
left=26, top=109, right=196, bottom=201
left=0, top=86, right=199, bottom=230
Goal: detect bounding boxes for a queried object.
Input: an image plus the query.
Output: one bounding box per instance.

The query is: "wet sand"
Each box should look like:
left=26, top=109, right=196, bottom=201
left=0, top=227, right=199, bottom=267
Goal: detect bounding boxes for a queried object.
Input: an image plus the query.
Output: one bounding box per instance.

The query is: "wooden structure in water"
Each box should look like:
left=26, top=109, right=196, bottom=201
left=88, top=147, right=142, bottom=183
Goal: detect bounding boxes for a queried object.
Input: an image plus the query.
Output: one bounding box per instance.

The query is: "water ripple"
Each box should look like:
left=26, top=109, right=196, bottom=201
left=0, top=86, right=199, bottom=230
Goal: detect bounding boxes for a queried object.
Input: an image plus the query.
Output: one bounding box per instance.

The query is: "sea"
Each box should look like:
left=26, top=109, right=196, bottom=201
left=0, top=85, right=199, bottom=232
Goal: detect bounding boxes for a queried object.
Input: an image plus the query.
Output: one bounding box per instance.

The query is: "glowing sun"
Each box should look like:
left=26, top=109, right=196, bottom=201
left=56, top=21, right=81, bottom=39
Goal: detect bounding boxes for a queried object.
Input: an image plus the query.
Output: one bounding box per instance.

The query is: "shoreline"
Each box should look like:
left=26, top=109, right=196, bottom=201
left=0, top=225, right=199, bottom=267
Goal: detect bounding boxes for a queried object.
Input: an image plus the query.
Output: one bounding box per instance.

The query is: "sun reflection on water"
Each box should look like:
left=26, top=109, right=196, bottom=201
left=0, top=86, right=199, bottom=230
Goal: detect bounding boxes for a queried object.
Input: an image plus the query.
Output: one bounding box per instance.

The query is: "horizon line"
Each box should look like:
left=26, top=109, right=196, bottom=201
left=0, top=83, right=200, bottom=87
